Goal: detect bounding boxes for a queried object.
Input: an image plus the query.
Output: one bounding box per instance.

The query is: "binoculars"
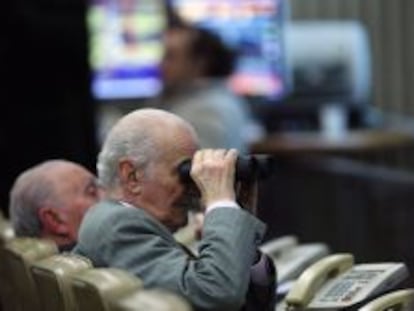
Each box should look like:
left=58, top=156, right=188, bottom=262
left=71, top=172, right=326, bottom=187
left=178, top=154, right=275, bottom=184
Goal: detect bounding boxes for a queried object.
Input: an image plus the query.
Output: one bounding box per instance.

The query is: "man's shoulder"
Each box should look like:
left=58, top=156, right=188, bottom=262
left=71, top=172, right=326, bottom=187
left=82, top=200, right=143, bottom=229
left=83, top=200, right=171, bottom=236
left=86, top=199, right=128, bottom=217
left=75, top=200, right=177, bottom=260
left=77, top=200, right=160, bottom=250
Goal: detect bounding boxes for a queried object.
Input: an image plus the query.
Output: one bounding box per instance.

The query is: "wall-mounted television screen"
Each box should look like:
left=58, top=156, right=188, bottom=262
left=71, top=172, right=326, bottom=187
left=168, top=0, right=291, bottom=101
left=87, top=0, right=166, bottom=100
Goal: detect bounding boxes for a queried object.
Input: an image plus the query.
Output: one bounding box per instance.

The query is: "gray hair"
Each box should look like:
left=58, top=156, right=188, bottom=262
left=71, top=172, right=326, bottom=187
left=97, top=108, right=196, bottom=189
left=9, top=160, right=69, bottom=237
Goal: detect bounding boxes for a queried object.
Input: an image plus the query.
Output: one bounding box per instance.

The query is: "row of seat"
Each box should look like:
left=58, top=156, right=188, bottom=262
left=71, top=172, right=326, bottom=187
left=3, top=211, right=413, bottom=311
left=0, top=213, right=192, bottom=311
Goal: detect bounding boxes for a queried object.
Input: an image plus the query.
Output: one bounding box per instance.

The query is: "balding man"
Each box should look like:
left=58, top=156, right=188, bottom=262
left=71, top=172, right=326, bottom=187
left=73, top=108, right=276, bottom=311
left=9, top=160, right=102, bottom=251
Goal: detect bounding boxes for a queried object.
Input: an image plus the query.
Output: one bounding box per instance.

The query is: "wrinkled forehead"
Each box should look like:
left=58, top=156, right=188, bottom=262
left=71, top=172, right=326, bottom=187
left=154, top=122, right=199, bottom=163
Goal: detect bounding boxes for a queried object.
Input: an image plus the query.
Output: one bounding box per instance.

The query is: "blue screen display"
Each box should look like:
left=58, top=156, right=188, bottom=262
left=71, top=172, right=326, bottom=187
left=87, top=0, right=166, bottom=100
left=169, top=0, right=290, bottom=101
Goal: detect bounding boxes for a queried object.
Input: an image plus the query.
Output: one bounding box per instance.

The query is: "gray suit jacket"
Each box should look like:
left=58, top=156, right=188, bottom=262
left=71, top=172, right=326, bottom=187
left=73, top=200, right=275, bottom=311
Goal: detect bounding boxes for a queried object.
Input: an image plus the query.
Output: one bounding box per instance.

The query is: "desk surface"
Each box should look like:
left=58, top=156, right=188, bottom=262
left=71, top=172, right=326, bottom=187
left=250, top=129, right=414, bottom=155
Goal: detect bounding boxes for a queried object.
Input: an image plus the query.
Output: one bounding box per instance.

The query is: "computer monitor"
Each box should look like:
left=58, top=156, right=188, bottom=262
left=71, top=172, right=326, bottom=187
left=167, top=0, right=291, bottom=102
left=87, top=0, right=167, bottom=100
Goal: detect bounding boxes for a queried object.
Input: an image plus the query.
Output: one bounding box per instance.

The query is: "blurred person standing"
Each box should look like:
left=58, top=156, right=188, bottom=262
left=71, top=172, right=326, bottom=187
left=9, top=160, right=102, bottom=252
left=155, top=25, right=263, bottom=154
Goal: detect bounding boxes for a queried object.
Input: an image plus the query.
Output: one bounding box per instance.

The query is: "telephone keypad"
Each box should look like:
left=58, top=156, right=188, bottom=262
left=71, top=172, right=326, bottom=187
left=321, top=280, right=353, bottom=302
left=319, top=269, right=386, bottom=303
left=343, top=269, right=386, bottom=283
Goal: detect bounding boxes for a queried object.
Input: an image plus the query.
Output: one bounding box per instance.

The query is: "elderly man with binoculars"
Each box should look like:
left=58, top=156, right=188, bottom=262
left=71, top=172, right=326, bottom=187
left=73, top=108, right=276, bottom=311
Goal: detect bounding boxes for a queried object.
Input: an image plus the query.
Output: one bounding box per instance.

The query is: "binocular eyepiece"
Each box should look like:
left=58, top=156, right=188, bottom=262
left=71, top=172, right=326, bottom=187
left=178, top=154, right=275, bottom=184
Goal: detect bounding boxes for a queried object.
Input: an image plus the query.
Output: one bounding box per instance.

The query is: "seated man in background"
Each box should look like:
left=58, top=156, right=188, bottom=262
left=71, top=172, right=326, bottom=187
left=9, top=159, right=102, bottom=251
left=155, top=25, right=264, bottom=154
left=73, top=108, right=276, bottom=311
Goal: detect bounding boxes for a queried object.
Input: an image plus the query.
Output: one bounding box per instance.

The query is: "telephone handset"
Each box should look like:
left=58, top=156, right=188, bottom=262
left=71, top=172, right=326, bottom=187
left=284, top=253, right=409, bottom=310
left=359, top=289, right=414, bottom=311
left=285, top=253, right=354, bottom=309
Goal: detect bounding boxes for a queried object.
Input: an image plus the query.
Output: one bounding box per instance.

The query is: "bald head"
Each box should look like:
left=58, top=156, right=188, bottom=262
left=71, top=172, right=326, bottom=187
left=9, top=160, right=99, bottom=241
left=97, top=108, right=198, bottom=190
left=107, top=108, right=196, bottom=143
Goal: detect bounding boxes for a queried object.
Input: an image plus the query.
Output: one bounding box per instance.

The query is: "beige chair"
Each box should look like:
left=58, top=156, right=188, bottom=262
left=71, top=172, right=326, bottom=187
left=31, top=253, right=93, bottom=311
left=70, top=268, right=144, bottom=311
left=0, top=217, right=14, bottom=246
left=2, top=237, right=58, bottom=311
left=0, top=217, right=15, bottom=310
left=111, top=288, right=193, bottom=311
left=173, top=222, right=198, bottom=248
left=359, top=289, right=414, bottom=311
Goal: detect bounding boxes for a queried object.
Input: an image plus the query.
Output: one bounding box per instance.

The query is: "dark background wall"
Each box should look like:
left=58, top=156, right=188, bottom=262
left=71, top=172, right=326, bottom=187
left=0, top=0, right=98, bottom=214
left=257, top=154, right=414, bottom=286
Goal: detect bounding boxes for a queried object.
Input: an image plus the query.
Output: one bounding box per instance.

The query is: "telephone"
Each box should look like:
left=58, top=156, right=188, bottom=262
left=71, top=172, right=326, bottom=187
left=359, top=289, right=414, bottom=311
left=260, top=236, right=330, bottom=287
left=260, top=235, right=298, bottom=257
left=281, top=253, right=409, bottom=310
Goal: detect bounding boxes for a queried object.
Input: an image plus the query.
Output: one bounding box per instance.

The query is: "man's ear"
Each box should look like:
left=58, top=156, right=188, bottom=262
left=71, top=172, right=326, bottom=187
left=118, top=159, right=143, bottom=195
left=38, top=207, right=69, bottom=236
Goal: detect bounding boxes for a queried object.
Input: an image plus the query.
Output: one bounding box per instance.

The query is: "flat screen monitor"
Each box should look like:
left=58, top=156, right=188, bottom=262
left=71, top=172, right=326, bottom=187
left=87, top=0, right=166, bottom=100
left=168, top=0, right=290, bottom=101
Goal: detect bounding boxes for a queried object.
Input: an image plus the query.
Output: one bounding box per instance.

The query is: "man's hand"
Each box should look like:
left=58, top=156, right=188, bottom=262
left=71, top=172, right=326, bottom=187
left=190, top=149, right=238, bottom=209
